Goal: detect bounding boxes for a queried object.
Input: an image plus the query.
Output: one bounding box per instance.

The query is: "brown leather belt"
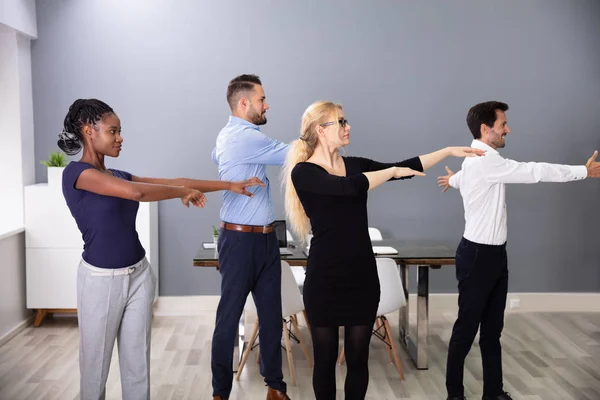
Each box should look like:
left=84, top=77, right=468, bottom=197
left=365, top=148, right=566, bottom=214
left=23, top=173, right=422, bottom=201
left=220, top=222, right=274, bottom=234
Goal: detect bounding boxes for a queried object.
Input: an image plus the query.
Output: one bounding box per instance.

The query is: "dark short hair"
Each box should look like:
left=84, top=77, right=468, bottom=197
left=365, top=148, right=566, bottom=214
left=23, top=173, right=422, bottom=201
left=226, top=74, right=262, bottom=110
left=466, top=101, right=509, bottom=139
left=58, top=99, right=114, bottom=155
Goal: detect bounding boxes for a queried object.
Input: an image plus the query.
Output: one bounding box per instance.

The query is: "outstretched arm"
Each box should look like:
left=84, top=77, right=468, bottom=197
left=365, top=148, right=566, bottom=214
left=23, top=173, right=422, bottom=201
left=132, top=176, right=265, bottom=197
left=76, top=169, right=206, bottom=208
left=364, top=167, right=426, bottom=190
left=481, top=151, right=599, bottom=184
left=355, top=146, right=482, bottom=180
left=353, top=156, right=424, bottom=181
left=292, top=163, right=424, bottom=196
left=419, top=147, right=484, bottom=171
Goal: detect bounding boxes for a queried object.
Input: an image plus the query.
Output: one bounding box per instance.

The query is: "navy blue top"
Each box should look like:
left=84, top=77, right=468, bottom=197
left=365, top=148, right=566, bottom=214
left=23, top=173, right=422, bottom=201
left=62, top=161, right=146, bottom=269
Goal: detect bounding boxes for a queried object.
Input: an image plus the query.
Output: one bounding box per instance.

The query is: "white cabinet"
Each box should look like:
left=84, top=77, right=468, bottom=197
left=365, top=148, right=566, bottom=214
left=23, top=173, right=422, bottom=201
left=26, top=248, right=81, bottom=309
left=24, top=185, right=82, bottom=249
left=24, top=183, right=159, bottom=326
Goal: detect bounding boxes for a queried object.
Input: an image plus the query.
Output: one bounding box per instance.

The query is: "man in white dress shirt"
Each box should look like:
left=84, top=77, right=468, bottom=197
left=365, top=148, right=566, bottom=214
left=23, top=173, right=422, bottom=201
left=437, top=101, right=600, bottom=400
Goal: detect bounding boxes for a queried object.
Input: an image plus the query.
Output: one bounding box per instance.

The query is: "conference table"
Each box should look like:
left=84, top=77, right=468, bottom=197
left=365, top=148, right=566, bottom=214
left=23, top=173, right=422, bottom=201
left=194, top=239, right=455, bottom=370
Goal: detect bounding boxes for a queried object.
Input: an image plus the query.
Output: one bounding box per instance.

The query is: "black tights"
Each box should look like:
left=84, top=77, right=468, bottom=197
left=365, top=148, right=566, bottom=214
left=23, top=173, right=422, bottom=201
left=310, top=325, right=373, bottom=400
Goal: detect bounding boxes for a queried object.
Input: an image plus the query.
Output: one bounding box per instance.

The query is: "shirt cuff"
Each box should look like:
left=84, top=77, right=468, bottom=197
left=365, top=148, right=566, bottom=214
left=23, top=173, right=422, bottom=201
left=572, top=165, right=588, bottom=180
left=448, top=174, right=457, bottom=188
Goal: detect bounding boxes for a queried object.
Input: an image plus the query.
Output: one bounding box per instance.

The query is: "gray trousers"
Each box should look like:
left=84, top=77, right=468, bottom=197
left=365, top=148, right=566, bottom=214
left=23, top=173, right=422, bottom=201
left=77, top=257, right=156, bottom=400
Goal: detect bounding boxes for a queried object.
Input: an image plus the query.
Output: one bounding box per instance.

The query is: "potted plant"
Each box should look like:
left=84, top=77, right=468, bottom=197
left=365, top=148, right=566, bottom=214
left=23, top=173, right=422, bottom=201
left=212, top=225, right=220, bottom=245
left=41, top=151, right=69, bottom=187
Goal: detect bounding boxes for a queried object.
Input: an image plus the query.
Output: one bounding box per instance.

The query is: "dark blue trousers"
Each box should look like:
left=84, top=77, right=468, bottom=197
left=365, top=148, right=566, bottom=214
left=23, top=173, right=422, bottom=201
left=211, top=227, right=286, bottom=398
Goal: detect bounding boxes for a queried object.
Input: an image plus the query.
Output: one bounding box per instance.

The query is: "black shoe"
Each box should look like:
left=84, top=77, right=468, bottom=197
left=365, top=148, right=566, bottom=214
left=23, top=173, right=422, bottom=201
left=482, top=392, right=513, bottom=400
left=447, top=397, right=466, bottom=400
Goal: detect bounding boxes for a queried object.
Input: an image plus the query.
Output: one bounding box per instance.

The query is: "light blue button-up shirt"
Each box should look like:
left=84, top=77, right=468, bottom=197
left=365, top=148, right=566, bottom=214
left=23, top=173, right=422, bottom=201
left=212, top=116, right=290, bottom=225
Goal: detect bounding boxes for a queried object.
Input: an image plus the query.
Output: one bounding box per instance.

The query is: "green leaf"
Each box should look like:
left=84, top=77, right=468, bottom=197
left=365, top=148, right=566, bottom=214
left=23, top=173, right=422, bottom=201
left=41, top=151, right=69, bottom=167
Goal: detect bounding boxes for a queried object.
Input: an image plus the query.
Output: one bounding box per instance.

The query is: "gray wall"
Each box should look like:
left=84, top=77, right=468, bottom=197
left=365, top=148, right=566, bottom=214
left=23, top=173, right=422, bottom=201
left=0, top=232, right=30, bottom=340
left=32, top=0, right=600, bottom=295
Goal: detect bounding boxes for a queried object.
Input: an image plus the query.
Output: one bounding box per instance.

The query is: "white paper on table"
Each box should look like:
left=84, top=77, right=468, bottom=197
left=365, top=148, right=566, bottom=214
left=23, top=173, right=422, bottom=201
left=372, top=246, right=398, bottom=255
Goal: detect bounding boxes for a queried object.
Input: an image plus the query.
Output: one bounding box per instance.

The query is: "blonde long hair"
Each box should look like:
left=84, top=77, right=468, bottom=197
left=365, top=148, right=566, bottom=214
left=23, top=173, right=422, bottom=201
left=282, top=101, right=342, bottom=244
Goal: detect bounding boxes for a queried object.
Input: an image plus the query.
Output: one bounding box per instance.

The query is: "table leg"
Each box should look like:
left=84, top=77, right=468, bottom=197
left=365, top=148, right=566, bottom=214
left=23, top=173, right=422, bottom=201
left=398, top=264, right=409, bottom=346
left=398, top=264, right=431, bottom=370
left=415, top=265, right=429, bottom=369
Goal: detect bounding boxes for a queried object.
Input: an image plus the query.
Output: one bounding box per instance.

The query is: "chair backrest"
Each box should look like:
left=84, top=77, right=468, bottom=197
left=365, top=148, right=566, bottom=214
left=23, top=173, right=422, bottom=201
left=281, top=261, right=305, bottom=317
left=244, top=261, right=304, bottom=315
left=290, top=266, right=306, bottom=287
left=376, top=258, right=407, bottom=316
left=368, top=227, right=383, bottom=241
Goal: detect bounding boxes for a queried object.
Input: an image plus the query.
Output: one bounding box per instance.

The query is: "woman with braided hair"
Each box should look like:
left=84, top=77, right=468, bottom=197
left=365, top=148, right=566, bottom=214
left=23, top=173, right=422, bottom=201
left=59, top=99, right=264, bottom=400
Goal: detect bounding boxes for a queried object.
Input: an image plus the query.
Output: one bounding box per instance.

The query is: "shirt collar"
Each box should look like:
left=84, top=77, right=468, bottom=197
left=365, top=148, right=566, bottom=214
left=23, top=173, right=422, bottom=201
left=228, top=115, right=260, bottom=131
left=472, top=139, right=499, bottom=155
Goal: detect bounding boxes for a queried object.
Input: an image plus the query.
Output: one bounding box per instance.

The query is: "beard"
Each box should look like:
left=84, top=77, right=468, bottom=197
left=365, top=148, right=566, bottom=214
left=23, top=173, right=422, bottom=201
left=490, top=129, right=506, bottom=148
left=248, top=109, right=267, bottom=126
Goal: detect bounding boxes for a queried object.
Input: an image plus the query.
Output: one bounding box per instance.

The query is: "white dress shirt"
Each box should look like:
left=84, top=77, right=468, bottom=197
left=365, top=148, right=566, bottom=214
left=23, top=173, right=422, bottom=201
left=449, top=140, right=588, bottom=245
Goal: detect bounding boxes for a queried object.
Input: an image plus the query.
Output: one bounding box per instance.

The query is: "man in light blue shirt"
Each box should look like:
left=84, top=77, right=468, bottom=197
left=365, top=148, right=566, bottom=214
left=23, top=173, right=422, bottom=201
left=212, top=117, right=288, bottom=225
left=211, top=74, right=290, bottom=400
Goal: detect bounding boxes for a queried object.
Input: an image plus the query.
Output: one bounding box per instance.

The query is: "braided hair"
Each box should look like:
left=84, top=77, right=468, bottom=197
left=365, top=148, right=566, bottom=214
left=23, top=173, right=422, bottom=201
left=58, top=99, right=114, bottom=155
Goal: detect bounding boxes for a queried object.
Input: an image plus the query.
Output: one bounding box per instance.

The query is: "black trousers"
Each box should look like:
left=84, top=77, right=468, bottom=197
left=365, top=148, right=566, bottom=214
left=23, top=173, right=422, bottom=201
left=446, top=237, right=508, bottom=398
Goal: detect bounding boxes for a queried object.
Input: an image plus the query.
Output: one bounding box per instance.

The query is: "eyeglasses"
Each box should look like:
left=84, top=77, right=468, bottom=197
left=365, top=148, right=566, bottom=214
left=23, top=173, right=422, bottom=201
left=320, top=118, right=349, bottom=128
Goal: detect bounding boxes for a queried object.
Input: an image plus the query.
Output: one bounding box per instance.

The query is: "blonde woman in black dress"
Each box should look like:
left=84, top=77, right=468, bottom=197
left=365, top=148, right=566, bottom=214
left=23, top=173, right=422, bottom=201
left=282, top=101, right=483, bottom=400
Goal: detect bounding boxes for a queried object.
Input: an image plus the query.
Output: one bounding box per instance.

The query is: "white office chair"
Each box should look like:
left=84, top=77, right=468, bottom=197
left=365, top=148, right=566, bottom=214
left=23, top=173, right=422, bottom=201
left=337, top=258, right=405, bottom=380
left=236, top=261, right=312, bottom=385
left=291, top=232, right=312, bottom=289
left=368, top=227, right=383, bottom=241
left=285, top=229, right=306, bottom=288
left=290, top=267, right=306, bottom=291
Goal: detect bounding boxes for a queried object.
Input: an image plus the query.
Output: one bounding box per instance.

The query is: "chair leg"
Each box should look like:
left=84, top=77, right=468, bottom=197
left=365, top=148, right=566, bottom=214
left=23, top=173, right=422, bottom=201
left=235, top=319, right=259, bottom=381
left=291, top=314, right=312, bottom=368
left=377, top=317, right=393, bottom=364
left=382, top=316, right=404, bottom=380
left=255, top=346, right=260, bottom=364
left=282, top=319, right=296, bottom=385
left=302, top=310, right=311, bottom=332
left=339, top=317, right=382, bottom=366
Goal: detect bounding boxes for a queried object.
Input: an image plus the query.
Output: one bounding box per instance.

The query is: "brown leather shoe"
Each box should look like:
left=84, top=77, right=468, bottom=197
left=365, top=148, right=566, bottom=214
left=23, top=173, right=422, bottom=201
left=266, top=387, right=291, bottom=400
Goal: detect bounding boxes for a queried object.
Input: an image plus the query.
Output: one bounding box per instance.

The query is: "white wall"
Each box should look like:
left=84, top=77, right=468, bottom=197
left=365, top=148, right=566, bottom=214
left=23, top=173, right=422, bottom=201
left=0, top=3, right=37, bottom=342
left=18, top=33, right=34, bottom=186
left=0, top=30, right=34, bottom=232
left=0, top=31, right=24, bottom=231
left=0, top=0, right=37, bottom=38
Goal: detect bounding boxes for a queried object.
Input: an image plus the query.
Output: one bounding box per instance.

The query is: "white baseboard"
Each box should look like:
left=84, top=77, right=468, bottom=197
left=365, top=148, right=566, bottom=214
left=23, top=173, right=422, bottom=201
left=153, top=295, right=222, bottom=316
left=153, top=293, right=600, bottom=316
left=0, top=315, right=34, bottom=347
left=429, top=292, right=600, bottom=314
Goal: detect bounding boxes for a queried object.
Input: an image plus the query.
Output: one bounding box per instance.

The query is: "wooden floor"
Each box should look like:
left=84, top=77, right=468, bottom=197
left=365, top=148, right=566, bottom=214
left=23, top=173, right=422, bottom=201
left=1, top=311, right=599, bottom=400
